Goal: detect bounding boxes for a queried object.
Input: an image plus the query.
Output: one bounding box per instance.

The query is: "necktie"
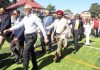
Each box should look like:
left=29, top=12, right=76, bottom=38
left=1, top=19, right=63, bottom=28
left=74, top=20, right=79, bottom=30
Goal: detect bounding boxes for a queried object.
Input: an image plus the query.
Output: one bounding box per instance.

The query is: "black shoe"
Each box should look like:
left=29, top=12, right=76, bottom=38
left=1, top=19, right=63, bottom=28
left=15, top=56, right=20, bottom=63
left=31, top=67, right=38, bottom=70
left=16, top=60, right=22, bottom=64
left=39, top=50, right=46, bottom=53
left=73, top=50, right=77, bottom=54
left=57, top=56, right=62, bottom=62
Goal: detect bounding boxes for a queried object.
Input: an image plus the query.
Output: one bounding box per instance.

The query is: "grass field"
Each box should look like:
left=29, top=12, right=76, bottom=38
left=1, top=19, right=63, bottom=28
left=0, top=36, right=100, bottom=70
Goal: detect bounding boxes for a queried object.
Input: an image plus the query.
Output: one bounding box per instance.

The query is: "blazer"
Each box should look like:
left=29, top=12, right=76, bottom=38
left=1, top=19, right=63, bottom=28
left=42, top=16, right=54, bottom=33
left=11, top=16, right=25, bottom=41
left=70, top=19, right=83, bottom=33
left=0, top=13, right=11, bottom=36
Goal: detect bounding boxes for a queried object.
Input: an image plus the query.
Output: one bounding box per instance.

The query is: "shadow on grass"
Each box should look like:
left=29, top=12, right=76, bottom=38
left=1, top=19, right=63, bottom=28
left=37, top=43, right=74, bottom=69
left=90, top=40, right=95, bottom=43
left=0, top=58, right=15, bottom=70
left=37, top=40, right=84, bottom=70
left=37, top=44, right=57, bottom=70
left=13, top=67, right=23, bottom=70
left=62, top=42, right=84, bottom=59
left=0, top=53, right=10, bottom=60
left=78, top=42, right=84, bottom=48
left=36, top=44, right=57, bottom=59
left=0, top=53, right=23, bottom=70
left=38, top=55, right=54, bottom=70
left=77, top=42, right=84, bottom=52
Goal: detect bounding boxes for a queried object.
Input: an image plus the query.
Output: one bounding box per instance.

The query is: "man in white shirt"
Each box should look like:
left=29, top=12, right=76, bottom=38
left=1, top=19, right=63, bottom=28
left=4, top=5, right=48, bottom=70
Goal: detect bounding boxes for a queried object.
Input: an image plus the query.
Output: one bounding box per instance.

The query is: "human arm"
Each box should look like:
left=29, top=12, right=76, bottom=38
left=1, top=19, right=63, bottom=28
left=35, top=17, right=48, bottom=43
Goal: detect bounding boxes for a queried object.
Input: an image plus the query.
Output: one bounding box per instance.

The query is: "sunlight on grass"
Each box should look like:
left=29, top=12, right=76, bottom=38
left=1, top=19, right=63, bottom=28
left=0, top=37, right=100, bottom=70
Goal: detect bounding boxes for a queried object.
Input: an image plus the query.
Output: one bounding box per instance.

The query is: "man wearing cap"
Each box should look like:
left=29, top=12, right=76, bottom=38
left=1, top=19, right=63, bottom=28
left=46, top=10, right=71, bottom=62
left=4, top=4, right=48, bottom=70
left=40, top=10, right=54, bottom=53
left=10, top=10, right=24, bottom=63
left=0, top=7, right=11, bottom=49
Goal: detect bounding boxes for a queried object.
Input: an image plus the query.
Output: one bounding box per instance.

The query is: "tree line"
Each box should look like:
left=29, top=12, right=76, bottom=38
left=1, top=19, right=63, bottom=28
left=0, top=0, right=100, bottom=17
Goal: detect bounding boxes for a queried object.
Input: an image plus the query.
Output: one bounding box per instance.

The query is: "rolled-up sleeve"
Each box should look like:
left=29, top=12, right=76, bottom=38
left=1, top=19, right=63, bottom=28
left=35, top=18, right=47, bottom=39
left=10, top=19, right=24, bottom=31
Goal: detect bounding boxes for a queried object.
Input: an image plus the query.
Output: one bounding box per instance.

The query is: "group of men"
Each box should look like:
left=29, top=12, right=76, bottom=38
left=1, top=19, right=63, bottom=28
left=0, top=4, right=100, bottom=70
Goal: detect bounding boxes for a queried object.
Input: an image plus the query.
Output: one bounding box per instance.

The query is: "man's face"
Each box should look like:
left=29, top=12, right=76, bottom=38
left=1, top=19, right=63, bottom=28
left=0, top=8, right=4, bottom=15
left=75, top=15, right=80, bottom=19
left=44, top=12, right=49, bottom=16
left=24, top=8, right=31, bottom=16
left=13, top=12, right=19, bottom=18
left=57, top=14, right=62, bottom=19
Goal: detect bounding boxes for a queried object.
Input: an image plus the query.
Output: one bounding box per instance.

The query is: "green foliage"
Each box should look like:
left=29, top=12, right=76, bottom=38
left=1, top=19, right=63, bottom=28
left=89, top=3, right=100, bottom=17
left=46, top=3, right=56, bottom=12
left=0, top=0, right=17, bottom=8
left=0, top=0, right=10, bottom=8
left=64, top=9, right=72, bottom=14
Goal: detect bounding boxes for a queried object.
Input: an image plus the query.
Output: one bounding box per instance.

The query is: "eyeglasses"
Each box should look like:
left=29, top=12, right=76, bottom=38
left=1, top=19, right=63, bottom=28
left=13, top=13, right=17, bottom=15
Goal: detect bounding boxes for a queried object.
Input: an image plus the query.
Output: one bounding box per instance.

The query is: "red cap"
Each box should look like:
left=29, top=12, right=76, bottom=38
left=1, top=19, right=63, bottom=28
left=56, top=10, right=64, bottom=15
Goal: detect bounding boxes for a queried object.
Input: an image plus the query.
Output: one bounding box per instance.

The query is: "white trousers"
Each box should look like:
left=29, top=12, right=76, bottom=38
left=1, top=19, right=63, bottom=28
left=85, top=33, right=90, bottom=45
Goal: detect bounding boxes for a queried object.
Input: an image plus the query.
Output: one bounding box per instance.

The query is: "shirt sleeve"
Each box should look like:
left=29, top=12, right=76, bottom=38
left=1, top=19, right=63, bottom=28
left=35, top=17, right=47, bottom=39
left=46, top=20, right=55, bottom=29
left=10, top=18, right=24, bottom=31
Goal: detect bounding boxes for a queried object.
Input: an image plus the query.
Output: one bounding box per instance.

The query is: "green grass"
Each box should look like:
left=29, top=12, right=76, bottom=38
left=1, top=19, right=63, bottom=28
left=0, top=36, right=100, bottom=70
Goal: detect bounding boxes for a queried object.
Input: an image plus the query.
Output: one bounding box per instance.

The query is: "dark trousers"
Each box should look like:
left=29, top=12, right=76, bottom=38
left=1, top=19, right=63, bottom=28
left=73, top=30, right=79, bottom=50
left=10, top=41, right=19, bottom=59
left=23, top=33, right=38, bottom=70
left=10, top=37, right=24, bottom=60
left=95, top=28, right=99, bottom=37
left=19, top=41, right=24, bottom=58
left=40, top=33, right=52, bottom=51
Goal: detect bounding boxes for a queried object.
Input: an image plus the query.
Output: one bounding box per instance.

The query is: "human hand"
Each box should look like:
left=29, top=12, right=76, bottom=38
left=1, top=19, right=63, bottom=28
left=3, top=29, right=11, bottom=35
left=44, top=37, right=49, bottom=44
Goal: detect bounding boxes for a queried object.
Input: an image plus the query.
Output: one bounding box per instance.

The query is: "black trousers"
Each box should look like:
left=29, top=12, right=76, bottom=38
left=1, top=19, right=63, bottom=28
left=10, top=37, right=24, bottom=60
left=73, top=30, right=79, bottom=50
left=95, top=28, right=99, bottom=37
left=23, top=33, right=38, bottom=70
left=40, top=32, right=52, bottom=51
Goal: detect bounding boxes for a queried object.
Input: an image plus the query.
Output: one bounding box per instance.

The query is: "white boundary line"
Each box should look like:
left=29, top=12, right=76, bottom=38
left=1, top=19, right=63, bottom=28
left=84, top=45, right=100, bottom=50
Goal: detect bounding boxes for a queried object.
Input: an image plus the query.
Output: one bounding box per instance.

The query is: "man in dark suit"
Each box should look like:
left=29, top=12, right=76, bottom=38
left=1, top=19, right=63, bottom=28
left=40, top=10, right=54, bottom=53
left=0, top=7, right=11, bottom=49
left=10, top=10, right=24, bottom=63
left=71, top=14, right=83, bottom=53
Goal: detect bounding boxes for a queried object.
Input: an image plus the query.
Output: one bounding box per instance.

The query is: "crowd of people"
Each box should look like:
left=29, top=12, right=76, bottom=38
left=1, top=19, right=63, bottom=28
left=0, top=4, right=100, bottom=70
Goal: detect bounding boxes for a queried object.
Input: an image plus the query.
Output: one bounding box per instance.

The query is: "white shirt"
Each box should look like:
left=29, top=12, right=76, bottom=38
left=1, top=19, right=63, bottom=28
left=10, top=13, right=47, bottom=38
left=83, top=23, right=92, bottom=35
left=47, top=18, right=69, bottom=34
left=47, top=18, right=71, bottom=39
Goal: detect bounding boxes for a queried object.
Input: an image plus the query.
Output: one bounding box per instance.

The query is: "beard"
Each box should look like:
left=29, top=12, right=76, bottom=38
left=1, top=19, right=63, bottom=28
left=57, top=16, right=62, bottom=19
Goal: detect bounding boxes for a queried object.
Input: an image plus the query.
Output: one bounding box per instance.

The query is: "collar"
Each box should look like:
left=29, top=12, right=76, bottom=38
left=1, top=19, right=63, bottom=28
left=26, top=13, right=32, bottom=17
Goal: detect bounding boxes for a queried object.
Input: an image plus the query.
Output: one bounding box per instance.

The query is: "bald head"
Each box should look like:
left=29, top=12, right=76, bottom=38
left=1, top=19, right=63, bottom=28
left=44, top=10, right=50, bottom=16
